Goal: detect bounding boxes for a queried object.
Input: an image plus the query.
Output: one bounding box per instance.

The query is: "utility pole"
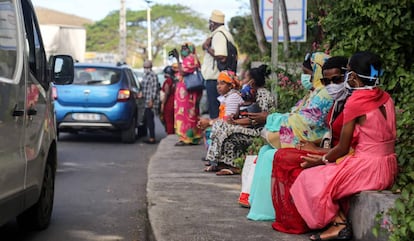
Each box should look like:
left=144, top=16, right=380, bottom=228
left=271, top=0, right=280, bottom=107
left=145, top=0, right=152, bottom=60
left=119, top=0, right=127, bottom=63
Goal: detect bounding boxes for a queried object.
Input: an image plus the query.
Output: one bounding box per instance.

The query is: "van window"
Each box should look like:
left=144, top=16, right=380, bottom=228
left=22, top=0, right=47, bottom=89
left=0, top=1, right=18, bottom=82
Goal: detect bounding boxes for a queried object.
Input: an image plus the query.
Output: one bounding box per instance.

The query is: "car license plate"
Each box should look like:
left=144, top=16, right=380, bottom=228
left=72, top=113, right=101, bottom=121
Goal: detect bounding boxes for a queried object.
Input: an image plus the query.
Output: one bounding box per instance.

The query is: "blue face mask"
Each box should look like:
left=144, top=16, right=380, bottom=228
left=301, top=74, right=313, bottom=90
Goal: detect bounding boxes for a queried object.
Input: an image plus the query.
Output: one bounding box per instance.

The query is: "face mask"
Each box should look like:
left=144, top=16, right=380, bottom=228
left=345, top=71, right=376, bottom=91
left=181, top=49, right=189, bottom=57
left=144, top=68, right=151, bottom=74
left=301, top=74, right=313, bottom=90
left=325, top=82, right=348, bottom=101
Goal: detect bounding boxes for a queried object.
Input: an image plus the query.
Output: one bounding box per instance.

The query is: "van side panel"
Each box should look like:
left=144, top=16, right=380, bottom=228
left=0, top=0, right=27, bottom=225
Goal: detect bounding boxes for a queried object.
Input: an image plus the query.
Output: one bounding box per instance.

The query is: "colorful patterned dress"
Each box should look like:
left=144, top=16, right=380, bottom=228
left=247, top=52, right=332, bottom=221
left=174, top=53, right=202, bottom=144
left=205, top=87, right=274, bottom=168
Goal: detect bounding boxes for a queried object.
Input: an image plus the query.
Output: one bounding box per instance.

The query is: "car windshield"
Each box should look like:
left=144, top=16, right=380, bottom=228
left=73, top=67, right=121, bottom=85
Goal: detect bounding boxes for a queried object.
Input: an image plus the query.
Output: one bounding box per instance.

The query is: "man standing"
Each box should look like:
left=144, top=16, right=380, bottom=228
left=142, top=60, right=160, bottom=144
left=201, top=9, right=236, bottom=119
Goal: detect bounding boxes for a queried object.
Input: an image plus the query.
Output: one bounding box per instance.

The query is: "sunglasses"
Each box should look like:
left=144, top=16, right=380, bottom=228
left=321, top=75, right=344, bottom=86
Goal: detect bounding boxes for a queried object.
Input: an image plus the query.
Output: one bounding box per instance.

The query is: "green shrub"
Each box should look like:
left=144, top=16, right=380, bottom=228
left=320, top=1, right=414, bottom=239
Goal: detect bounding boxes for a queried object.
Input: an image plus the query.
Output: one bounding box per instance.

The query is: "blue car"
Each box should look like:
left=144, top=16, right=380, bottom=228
left=53, top=63, right=146, bottom=143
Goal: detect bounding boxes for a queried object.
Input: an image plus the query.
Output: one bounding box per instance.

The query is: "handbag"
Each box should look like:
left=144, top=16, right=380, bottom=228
left=184, top=69, right=204, bottom=91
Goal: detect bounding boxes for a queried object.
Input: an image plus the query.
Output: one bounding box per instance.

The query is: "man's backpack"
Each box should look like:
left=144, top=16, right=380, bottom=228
left=216, top=31, right=238, bottom=73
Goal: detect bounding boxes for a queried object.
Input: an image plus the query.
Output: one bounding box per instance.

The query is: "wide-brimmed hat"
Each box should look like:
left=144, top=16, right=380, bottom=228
left=210, top=10, right=225, bottom=24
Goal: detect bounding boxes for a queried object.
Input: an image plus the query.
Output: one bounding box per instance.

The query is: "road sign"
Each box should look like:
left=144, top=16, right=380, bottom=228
left=261, top=0, right=307, bottom=42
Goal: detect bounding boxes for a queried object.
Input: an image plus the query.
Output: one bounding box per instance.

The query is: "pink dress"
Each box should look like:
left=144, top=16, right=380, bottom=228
left=174, top=54, right=202, bottom=144
left=290, top=97, right=398, bottom=229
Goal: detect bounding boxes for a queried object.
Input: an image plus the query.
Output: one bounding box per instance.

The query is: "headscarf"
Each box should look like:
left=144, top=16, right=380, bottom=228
left=310, top=52, right=331, bottom=89
left=343, top=88, right=390, bottom=124
left=217, top=70, right=240, bottom=89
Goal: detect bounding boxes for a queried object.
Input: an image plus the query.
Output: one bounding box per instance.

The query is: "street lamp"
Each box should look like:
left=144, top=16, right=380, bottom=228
left=145, top=0, right=152, bottom=61
left=119, top=0, right=127, bottom=63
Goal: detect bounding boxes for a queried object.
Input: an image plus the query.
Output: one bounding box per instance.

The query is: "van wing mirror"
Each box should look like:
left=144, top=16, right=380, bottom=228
left=50, top=55, right=74, bottom=85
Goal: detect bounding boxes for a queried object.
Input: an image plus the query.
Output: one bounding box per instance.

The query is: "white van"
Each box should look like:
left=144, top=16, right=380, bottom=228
left=0, top=0, right=74, bottom=230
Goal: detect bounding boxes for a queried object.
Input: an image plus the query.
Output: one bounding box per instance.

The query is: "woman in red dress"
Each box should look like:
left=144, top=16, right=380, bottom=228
left=271, top=56, right=351, bottom=234
left=160, top=66, right=177, bottom=134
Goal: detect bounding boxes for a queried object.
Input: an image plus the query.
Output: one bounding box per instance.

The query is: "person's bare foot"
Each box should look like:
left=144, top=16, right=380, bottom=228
left=309, top=216, right=352, bottom=241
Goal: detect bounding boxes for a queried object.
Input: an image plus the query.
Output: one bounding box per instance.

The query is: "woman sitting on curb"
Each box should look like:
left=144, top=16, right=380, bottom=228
left=246, top=52, right=333, bottom=221
left=202, top=64, right=274, bottom=175
left=197, top=70, right=244, bottom=175
left=291, top=51, right=398, bottom=241
left=271, top=56, right=351, bottom=234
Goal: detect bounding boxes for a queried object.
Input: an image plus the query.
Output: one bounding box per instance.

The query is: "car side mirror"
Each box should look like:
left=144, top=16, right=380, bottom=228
left=50, top=55, right=74, bottom=85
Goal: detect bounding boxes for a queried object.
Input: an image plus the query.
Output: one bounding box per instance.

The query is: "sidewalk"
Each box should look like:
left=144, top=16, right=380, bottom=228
left=147, top=135, right=308, bottom=241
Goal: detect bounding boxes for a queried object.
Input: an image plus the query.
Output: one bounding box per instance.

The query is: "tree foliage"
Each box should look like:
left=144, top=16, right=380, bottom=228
left=85, top=4, right=208, bottom=65
left=228, top=15, right=271, bottom=67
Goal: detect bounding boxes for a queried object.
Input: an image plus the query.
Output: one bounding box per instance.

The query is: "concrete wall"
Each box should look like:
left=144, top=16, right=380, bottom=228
left=349, top=191, right=400, bottom=241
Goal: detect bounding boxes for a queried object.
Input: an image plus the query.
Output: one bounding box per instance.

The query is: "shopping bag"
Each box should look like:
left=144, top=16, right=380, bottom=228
left=238, top=155, right=258, bottom=207
left=184, top=70, right=204, bottom=91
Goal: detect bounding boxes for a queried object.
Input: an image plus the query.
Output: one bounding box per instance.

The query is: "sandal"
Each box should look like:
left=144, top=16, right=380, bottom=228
left=309, top=221, right=352, bottom=241
left=175, top=141, right=190, bottom=146
left=215, top=167, right=241, bottom=176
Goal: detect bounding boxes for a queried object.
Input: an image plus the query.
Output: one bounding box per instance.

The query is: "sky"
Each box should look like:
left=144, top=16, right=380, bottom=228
left=31, top=0, right=251, bottom=22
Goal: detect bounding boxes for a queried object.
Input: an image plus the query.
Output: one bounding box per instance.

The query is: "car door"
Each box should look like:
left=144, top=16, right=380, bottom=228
left=21, top=0, right=50, bottom=195
left=0, top=0, right=27, bottom=224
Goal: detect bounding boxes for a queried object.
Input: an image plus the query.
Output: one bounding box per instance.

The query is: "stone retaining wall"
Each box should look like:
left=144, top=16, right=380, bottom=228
left=349, top=191, right=399, bottom=241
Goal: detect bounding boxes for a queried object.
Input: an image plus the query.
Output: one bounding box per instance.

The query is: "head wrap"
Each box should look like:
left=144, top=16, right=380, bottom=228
left=311, top=52, right=331, bottom=89
left=210, top=10, right=225, bottom=24
left=171, top=63, right=179, bottom=72
left=218, top=70, right=239, bottom=89
left=343, top=88, right=390, bottom=124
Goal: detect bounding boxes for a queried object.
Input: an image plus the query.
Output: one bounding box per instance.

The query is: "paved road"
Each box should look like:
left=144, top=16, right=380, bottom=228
left=0, top=119, right=167, bottom=241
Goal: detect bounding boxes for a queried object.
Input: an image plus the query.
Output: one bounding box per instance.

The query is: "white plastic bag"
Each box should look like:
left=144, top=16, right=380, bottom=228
left=239, top=155, right=258, bottom=207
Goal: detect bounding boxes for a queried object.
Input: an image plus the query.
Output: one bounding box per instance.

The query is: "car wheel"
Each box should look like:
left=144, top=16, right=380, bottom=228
left=17, top=160, right=55, bottom=230
left=121, top=116, right=136, bottom=143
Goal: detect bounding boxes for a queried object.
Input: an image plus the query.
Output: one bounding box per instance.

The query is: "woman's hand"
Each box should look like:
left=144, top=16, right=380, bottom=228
left=247, top=112, right=268, bottom=125
left=197, top=118, right=211, bottom=130
left=300, top=154, right=324, bottom=168
left=228, top=116, right=251, bottom=127
left=295, top=140, right=318, bottom=152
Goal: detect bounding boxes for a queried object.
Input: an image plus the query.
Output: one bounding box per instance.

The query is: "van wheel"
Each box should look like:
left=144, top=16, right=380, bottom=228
left=17, top=161, right=55, bottom=230
left=121, top=117, right=136, bottom=143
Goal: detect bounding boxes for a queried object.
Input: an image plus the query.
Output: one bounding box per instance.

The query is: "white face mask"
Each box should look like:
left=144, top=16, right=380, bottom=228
left=325, top=82, right=348, bottom=101
left=344, top=71, right=377, bottom=91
